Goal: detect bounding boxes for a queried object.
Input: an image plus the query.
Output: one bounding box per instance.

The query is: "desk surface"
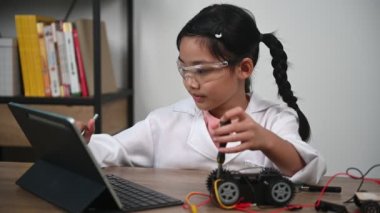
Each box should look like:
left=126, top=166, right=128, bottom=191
left=0, top=162, right=379, bottom=212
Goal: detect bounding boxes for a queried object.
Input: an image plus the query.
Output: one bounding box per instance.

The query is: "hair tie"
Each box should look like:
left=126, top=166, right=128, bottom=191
left=215, top=33, right=222, bottom=38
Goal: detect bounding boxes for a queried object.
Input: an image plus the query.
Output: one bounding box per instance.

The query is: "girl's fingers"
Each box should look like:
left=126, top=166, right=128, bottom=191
left=87, top=118, right=96, bottom=134
left=218, top=142, right=252, bottom=153
left=74, top=119, right=96, bottom=143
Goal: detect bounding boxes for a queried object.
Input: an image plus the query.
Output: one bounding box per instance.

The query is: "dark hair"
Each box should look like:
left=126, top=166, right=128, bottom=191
left=176, top=4, right=310, bottom=142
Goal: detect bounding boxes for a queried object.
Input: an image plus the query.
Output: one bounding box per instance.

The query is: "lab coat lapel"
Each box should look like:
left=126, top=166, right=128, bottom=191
left=186, top=112, right=241, bottom=164
left=187, top=113, right=217, bottom=161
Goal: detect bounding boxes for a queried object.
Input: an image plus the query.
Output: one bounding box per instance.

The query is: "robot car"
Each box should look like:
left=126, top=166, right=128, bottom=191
left=206, top=167, right=295, bottom=207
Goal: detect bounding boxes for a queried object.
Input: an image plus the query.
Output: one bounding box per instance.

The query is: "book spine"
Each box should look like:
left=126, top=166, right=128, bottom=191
left=36, top=22, right=51, bottom=97
left=43, top=24, right=61, bottom=97
left=55, top=21, right=71, bottom=97
left=72, top=26, right=89, bottom=97
left=15, top=16, right=32, bottom=96
left=74, top=19, right=94, bottom=96
left=28, top=16, right=46, bottom=97
left=51, top=22, right=65, bottom=97
left=63, top=22, right=81, bottom=96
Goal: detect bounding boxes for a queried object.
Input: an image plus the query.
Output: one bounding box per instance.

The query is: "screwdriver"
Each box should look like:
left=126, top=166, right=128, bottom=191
left=216, top=120, right=231, bottom=179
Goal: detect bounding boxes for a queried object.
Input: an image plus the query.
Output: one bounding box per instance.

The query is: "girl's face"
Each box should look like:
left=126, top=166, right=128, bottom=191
left=178, top=36, right=250, bottom=118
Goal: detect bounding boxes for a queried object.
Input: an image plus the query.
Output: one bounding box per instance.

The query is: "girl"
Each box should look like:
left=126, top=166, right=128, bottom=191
left=83, top=4, right=326, bottom=184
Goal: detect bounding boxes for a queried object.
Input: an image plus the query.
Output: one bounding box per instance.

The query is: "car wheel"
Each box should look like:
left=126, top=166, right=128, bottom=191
left=266, top=178, right=294, bottom=206
left=206, top=169, right=233, bottom=192
left=217, top=181, right=240, bottom=206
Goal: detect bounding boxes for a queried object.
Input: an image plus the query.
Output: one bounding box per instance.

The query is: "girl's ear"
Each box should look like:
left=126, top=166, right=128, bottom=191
left=236, top=57, right=254, bottom=80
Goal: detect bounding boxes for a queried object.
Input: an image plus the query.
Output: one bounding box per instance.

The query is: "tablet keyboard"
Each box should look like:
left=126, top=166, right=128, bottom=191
left=106, top=174, right=183, bottom=211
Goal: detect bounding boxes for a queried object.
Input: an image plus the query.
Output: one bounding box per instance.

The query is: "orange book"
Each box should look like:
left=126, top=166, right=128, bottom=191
left=15, top=15, right=54, bottom=97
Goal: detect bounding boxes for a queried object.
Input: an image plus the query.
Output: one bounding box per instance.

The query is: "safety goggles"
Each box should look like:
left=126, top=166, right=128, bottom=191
left=177, top=60, right=229, bottom=83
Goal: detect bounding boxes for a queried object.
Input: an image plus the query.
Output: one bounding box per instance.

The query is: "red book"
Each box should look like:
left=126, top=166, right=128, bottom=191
left=72, top=26, right=88, bottom=97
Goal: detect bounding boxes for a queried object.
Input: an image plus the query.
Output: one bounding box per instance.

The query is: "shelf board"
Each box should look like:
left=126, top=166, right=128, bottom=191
left=0, top=96, right=95, bottom=105
left=0, top=89, right=132, bottom=106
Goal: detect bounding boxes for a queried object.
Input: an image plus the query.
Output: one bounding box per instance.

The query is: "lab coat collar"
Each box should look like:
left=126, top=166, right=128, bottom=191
left=172, top=92, right=276, bottom=116
left=246, top=92, right=278, bottom=114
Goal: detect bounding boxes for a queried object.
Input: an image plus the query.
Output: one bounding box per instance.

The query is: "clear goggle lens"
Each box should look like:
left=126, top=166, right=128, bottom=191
left=177, top=60, right=229, bottom=83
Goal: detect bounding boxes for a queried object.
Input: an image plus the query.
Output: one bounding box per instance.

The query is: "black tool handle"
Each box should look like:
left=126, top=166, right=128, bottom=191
left=216, top=120, right=230, bottom=178
left=302, top=185, right=342, bottom=193
left=216, top=120, right=230, bottom=161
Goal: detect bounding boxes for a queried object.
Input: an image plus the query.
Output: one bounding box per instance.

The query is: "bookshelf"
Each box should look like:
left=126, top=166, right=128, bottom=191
left=0, top=0, right=134, bottom=161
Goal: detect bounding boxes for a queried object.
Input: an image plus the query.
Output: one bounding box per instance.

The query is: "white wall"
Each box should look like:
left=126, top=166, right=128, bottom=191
left=134, top=0, right=380, bottom=177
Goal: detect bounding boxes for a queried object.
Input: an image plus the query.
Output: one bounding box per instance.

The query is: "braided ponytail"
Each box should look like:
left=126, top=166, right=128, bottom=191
left=261, top=33, right=311, bottom=142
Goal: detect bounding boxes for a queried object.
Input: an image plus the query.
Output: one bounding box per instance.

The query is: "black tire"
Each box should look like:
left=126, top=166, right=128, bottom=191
left=361, top=201, right=380, bottom=213
left=259, top=167, right=282, bottom=179
left=217, top=181, right=240, bottom=206
left=265, top=178, right=294, bottom=206
left=206, top=169, right=233, bottom=192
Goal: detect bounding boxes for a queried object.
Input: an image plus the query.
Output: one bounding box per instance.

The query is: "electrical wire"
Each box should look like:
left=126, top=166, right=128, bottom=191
left=315, top=164, right=380, bottom=205
left=314, top=172, right=348, bottom=206
left=214, top=179, right=236, bottom=209
left=213, top=178, right=262, bottom=213
left=344, top=164, right=380, bottom=203
left=213, top=179, right=237, bottom=209
left=183, top=192, right=211, bottom=213
left=347, top=164, right=380, bottom=191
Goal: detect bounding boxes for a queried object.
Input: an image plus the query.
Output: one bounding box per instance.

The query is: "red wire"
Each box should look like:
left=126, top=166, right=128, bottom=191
left=315, top=172, right=348, bottom=206
left=347, top=174, right=380, bottom=185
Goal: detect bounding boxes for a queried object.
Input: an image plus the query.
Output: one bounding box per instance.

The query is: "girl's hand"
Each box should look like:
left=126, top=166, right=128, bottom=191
left=211, top=107, right=271, bottom=153
left=75, top=118, right=96, bottom=143
left=211, top=107, right=306, bottom=176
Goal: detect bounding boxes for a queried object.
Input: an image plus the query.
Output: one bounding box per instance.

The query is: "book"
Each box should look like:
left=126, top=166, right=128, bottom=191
left=15, top=15, right=54, bottom=97
left=54, top=21, right=70, bottom=97
left=36, top=22, right=51, bottom=97
left=43, top=23, right=61, bottom=97
left=74, top=19, right=117, bottom=96
left=72, top=27, right=89, bottom=97
left=62, top=22, right=81, bottom=96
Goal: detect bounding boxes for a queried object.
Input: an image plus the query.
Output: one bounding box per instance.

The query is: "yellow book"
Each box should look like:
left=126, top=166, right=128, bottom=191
left=36, top=22, right=51, bottom=97
left=15, top=15, right=54, bottom=97
left=15, top=16, right=30, bottom=96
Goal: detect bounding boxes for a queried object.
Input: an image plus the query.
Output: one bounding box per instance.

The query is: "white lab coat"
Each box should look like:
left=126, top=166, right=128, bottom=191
left=88, top=93, right=326, bottom=184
